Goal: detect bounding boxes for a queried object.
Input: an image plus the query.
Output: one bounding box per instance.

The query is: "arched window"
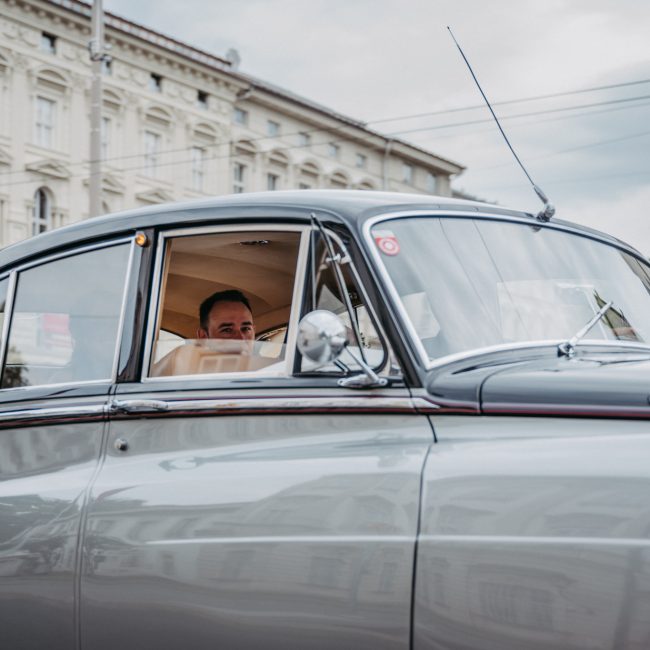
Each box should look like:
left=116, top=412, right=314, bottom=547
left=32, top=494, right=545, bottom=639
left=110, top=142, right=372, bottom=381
left=32, top=187, right=52, bottom=235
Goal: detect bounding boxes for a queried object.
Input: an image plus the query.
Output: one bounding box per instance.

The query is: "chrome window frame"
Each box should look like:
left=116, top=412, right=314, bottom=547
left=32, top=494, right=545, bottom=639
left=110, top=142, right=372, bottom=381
left=306, top=227, right=392, bottom=376
left=141, top=223, right=311, bottom=383
left=363, top=210, right=650, bottom=371
left=0, top=236, right=136, bottom=393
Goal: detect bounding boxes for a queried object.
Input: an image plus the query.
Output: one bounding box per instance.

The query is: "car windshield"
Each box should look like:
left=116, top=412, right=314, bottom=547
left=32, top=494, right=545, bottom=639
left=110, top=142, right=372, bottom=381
left=370, top=217, right=650, bottom=362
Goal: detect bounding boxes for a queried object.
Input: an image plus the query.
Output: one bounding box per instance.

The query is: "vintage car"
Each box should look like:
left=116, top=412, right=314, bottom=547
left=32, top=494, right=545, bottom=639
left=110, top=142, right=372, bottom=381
left=1, top=189, right=650, bottom=650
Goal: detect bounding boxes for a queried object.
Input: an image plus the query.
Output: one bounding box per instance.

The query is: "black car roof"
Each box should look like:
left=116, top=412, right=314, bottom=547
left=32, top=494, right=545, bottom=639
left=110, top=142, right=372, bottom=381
left=0, top=190, right=638, bottom=271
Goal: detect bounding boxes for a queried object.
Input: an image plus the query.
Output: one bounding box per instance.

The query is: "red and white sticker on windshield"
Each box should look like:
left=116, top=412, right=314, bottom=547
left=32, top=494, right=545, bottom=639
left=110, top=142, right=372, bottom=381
left=374, top=230, right=400, bottom=256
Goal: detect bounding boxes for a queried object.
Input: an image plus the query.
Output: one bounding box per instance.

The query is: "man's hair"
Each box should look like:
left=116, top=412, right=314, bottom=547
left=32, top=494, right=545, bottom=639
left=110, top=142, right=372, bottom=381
left=199, top=289, right=252, bottom=330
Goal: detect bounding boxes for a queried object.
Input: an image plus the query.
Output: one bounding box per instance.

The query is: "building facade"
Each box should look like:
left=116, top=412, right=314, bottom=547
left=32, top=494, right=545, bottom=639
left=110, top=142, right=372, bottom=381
left=0, top=0, right=464, bottom=247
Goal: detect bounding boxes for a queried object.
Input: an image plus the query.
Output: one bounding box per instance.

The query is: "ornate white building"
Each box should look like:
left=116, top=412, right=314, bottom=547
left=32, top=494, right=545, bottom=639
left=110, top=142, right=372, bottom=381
left=0, top=0, right=464, bottom=247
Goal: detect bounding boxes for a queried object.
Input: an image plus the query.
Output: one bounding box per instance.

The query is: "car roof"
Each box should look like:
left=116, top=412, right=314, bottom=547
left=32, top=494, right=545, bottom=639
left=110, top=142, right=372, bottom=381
left=0, top=190, right=640, bottom=271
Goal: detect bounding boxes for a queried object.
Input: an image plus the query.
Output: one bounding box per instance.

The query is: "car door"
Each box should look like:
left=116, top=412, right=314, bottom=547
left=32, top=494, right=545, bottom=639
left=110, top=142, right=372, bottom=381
left=0, top=237, right=136, bottom=649
left=80, top=220, right=434, bottom=650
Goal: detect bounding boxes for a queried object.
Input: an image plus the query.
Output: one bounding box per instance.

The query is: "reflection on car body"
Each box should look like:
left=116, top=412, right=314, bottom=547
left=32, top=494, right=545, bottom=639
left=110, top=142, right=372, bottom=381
left=1, top=190, right=650, bottom=650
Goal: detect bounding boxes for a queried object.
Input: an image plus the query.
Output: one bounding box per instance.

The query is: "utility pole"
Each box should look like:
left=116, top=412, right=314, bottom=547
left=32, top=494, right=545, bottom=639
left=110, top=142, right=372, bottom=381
left=88, top=0, right=109, bottom=218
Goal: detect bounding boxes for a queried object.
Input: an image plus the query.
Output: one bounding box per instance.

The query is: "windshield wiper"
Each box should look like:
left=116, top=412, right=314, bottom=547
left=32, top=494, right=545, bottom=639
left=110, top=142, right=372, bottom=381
left=558, top=300, right=613, bottom=358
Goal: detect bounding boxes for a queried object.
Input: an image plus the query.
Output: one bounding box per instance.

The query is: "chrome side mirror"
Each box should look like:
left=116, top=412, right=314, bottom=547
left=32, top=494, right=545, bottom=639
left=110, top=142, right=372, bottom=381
left=297, top=310, right=347, bottom=367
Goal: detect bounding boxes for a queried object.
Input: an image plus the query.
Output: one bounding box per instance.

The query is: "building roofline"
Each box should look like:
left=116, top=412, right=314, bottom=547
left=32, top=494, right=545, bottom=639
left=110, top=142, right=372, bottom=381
left=45, top=0, right=233, bottom=71
left=41, top=0, right=464, bottom=174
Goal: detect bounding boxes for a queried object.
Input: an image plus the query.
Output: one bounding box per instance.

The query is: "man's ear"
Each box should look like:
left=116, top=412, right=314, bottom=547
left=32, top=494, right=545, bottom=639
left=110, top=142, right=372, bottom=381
left=197, top=327, right=208, bottom=339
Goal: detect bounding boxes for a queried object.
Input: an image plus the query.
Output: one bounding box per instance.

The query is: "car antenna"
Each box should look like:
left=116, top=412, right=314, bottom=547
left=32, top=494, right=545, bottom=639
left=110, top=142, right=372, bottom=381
left=447, top=26, right=555, bottom=222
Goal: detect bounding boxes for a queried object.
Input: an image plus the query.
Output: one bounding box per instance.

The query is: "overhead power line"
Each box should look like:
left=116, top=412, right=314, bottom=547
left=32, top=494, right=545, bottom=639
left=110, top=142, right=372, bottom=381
left=367, top=77, right=650, bottom=125
left=386, top=94, right=650, bottom=137
left=2, top=84, right=649, bottom=187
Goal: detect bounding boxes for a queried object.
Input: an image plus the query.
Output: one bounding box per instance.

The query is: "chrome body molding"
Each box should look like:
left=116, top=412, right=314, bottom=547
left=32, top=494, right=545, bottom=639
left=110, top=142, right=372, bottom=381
left=0, top=394, right=443, bottom=428
left=0, top=403, right=106, bottom=429
left=108, top=394, right=436, bottom=417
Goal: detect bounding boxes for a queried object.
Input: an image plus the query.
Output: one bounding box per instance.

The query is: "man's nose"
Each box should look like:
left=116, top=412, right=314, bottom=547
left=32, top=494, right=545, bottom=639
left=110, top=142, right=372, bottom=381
left=232, top=329, right=245, bottom=340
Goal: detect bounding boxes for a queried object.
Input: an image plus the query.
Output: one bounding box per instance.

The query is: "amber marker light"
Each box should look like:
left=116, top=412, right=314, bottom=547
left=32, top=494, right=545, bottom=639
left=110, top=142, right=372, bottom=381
left=135, top=232, right=149, bottom=247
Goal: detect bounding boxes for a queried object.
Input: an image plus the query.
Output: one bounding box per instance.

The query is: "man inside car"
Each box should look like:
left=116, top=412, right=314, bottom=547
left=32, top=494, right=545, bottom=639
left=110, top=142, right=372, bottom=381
left=197, top=289, right=256, bottom=341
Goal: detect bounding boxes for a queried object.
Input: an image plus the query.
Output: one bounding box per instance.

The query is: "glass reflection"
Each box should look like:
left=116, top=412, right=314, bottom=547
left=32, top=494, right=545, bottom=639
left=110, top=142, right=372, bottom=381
left=373, top=218, right=650, bottom=361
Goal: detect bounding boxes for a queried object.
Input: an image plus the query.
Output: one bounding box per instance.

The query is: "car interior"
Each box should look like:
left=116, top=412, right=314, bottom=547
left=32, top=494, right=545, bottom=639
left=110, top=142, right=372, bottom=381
left=150, top=229, right=303, bottom=377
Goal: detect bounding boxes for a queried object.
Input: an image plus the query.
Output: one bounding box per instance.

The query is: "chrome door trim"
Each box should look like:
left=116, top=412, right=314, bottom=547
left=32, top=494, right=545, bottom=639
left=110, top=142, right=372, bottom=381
left=141, top=223, right=312, bottom=382
left=108, top=394, right=435, bottom=417
left=110, top=239, right=137, bottom=381
left=0, top=403, right=106, bottom=429
left=10, top=236, right=134, bottom=274
left=362, top=210, right=650, bottom=371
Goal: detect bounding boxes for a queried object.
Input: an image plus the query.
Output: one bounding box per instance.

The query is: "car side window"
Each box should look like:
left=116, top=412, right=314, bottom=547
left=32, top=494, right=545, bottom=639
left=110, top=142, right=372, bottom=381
left=1, top=243, right=131, bottom=389
left=147, top=228, right=307, bottom=378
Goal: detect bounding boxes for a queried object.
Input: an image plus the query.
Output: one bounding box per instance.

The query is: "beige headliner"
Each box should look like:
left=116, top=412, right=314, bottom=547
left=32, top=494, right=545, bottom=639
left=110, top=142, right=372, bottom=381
left=158, top=230, right=302, bottom=338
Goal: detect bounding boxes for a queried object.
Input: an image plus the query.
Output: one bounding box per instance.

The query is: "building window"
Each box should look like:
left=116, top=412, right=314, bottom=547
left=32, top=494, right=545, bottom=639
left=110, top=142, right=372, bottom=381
left=35, top=96, right=55, bottom=149
left=356, top=153, right=367, bottom=169
left=233, top=108, right=248, bottom=125
left=426, top=172, right=438, bottom=194
left=32, top=187, right=52, bottom=235
left=144, top=130, right=161, bottom=177
left=233, top=162, right=246, bottom=193
left=298, top=182, right=311, bottom=190
left=191, top=147, right=205, bottom=191
left=328, top=143, right=340, bottom=159
left=197, top=90, right=208, bottom=109
left=402, top=163, right=414, bottom=185
left=149, top=73, right=162, bottom=93
left=102, top=58, right=112, bottom=76
left=267, top=173, right=279, bottom=191
left=101, top=116, right=111, bottom=160
left=298, top=132, right=311, bottom=148
left=266, top=120, right=280, bottom=137
left=40, top=32, right=57, bottom=54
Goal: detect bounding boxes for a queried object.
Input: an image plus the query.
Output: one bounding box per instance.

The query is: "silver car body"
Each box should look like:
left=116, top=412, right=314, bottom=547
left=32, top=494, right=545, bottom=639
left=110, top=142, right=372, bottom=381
left=1, top=190, right=649, bottom=650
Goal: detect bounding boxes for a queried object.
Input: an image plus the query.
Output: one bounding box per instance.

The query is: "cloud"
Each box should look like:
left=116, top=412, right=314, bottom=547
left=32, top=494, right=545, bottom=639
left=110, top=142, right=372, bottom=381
left=105, top=0, right=650, bottom=247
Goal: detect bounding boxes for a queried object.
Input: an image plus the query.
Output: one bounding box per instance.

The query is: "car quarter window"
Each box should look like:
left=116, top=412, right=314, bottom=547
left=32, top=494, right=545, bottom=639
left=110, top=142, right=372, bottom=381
left=0, top=242, right=132, bottom=390
left=301, top=232, right=389, bottom=374
left=147, top=227, right=308, bottom=378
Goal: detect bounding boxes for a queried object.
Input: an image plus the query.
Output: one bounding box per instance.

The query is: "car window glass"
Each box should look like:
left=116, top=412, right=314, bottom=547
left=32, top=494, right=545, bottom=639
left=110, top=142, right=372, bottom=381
left=300, top=234, right=388, bottom=373
left=372, top=217, right=650, bottom=361
left=1, top=243, right=131, bottom=389
left=149, top=229, right=303, bottom=378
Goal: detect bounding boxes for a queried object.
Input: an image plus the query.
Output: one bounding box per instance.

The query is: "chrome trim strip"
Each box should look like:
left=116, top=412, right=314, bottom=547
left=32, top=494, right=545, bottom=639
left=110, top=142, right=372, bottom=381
left=283, top=229, right=310, bottom=376
left=362, top=210, right=650, bottom=371
left=0, top=379, right=110, bottom=395
left=0, top=271, right=17, bottom=385
left=147, top=535, right=413, bottom=546
left=419, top=534, right=650, bottom=547
left=0, top=404, right=106, bottom=427
left=109, top=395, right=425, bottom=416
left=12, top=236, right=133, bottom=274
left=110, top=239, right=137, bottom=381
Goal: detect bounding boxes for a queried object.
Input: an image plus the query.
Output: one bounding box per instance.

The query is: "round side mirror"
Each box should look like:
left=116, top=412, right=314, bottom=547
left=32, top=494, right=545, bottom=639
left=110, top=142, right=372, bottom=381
left=297, top=310, right=348, bottom=367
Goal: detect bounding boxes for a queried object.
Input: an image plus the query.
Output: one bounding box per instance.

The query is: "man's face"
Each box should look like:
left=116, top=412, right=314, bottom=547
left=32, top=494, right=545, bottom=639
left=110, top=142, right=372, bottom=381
left=198, top=300, right=255, bottom=340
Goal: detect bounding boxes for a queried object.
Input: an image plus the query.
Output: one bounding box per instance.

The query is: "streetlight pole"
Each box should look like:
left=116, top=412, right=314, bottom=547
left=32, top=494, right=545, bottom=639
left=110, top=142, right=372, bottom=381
left=88, top=0, right=108, bottom=218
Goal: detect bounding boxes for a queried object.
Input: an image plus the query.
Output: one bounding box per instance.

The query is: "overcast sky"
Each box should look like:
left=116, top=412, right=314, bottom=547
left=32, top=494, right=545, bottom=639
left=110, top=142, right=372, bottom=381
left=106, top=0, right=650, bottom=253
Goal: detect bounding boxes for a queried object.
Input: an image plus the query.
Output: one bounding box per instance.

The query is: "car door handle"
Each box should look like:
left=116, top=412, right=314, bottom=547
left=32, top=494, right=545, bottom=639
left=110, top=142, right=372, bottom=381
left=110, top=399, right=170, bottom=414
